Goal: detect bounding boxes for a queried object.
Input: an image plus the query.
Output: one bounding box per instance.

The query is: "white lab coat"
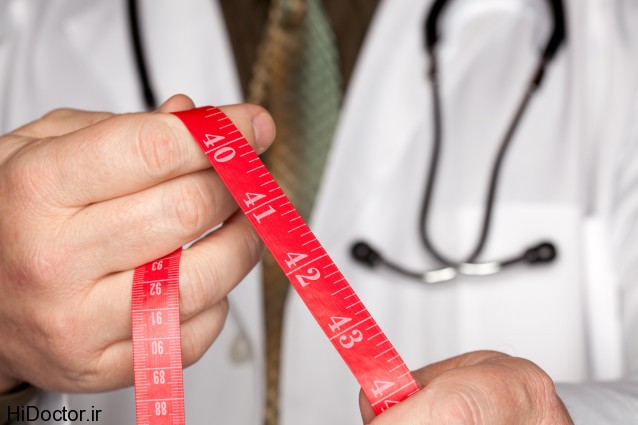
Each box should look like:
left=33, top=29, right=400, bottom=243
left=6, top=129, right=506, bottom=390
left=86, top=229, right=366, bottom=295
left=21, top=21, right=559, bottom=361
left=1, top=0, right=637, bottom=424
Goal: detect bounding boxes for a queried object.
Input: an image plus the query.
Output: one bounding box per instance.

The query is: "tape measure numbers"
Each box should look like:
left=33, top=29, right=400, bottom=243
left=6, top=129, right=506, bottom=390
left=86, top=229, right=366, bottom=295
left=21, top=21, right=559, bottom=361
left=132, top=249, right=185, bottom=425
left=131, top=106, right=419, bottom=424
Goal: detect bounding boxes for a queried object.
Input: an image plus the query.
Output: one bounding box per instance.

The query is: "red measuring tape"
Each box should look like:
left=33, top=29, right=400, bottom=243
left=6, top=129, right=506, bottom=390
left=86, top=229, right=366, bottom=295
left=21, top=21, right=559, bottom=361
left=132, top=249, right=185, bottom=425
left=132, top=106, right=419, bottom=424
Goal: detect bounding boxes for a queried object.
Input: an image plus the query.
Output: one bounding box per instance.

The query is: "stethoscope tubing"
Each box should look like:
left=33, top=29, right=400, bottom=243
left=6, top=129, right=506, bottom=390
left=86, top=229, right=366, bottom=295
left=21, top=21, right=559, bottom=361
left=351, top=0, right=565, bottom=283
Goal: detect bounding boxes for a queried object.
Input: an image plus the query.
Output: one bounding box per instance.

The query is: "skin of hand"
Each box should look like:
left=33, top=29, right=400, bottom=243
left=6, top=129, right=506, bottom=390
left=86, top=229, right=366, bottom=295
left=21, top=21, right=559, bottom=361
left=359, top=351, right=574, bottom=425
left=0, top=95, right=275, bottom=394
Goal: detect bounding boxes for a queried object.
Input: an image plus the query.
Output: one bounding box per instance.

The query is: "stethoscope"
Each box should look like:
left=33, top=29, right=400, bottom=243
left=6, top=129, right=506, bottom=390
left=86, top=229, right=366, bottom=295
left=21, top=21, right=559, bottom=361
left=127, top=0, right=566, bottom=284
left=351, top=0, right=567, bottom=283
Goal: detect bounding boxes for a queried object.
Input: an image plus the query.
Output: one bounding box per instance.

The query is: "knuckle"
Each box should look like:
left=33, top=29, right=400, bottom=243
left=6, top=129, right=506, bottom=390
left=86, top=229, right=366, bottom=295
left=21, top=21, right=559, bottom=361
left=180, top=268, right=205, bottom=319
left=435, top=389, right=480, bottom=424
left=180, top=253, right=224, bottom=319
left=41, top=311, right=73, bottom=355
left=236, top=218, right=264, bottom=265
left=172, top=180, right=210, bottom=235
left=41, top=108, right=74, bottom=122
left=135, top=116, right=184, bottom=180
left=519, top=358, right=558, bottom=405
left=41, top=108, right=114, bottom=125
left=19, top=242, right=72, bottom=287
left=3, top=145, right=51, bottom=203
left=424, top=383, right=481, bottom=425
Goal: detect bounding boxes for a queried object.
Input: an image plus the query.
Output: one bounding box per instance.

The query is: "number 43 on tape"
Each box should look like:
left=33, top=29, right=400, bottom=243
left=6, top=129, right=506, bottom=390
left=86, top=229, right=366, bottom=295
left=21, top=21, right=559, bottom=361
left=131, top=106, right=420, bottom=424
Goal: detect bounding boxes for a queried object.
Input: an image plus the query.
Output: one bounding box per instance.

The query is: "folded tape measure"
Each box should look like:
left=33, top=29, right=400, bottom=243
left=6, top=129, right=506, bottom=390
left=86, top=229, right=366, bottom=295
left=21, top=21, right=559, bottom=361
left=131, top=106, right=420, bottom=424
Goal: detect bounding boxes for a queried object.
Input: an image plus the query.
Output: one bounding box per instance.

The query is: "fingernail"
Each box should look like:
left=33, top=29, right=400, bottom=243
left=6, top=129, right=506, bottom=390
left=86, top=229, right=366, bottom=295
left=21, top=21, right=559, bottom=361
left=251, top=111, right=275, bottom=154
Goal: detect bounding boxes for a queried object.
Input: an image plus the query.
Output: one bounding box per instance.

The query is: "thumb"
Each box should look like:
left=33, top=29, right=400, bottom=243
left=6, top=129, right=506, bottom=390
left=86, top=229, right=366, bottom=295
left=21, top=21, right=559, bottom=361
left=359, top=388, right=376, bottom=424
left=157, top=94, right=197, bottom=113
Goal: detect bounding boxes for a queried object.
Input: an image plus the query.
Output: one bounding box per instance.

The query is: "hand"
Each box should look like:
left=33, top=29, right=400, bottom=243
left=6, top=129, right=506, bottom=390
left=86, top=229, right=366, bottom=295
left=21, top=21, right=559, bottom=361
left=0, top=95, right=275, bottom=394
left=360, top=351, right=574, bottom=425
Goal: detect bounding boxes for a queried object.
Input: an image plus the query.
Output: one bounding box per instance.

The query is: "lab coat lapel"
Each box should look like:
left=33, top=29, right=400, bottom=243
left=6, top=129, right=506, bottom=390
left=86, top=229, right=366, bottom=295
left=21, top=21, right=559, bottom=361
left=0, top=0, right=142, bottom=129
left=60, top=0, right=143, bottom=112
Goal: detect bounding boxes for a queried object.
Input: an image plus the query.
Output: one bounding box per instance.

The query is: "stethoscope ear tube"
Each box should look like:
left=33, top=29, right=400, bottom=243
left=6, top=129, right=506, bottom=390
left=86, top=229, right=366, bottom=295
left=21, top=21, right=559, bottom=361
left=544, top=0, right=567, bottom=62
left=128, top=0, right=157, bottom=110
left=424, top=0, right=566, bottom=61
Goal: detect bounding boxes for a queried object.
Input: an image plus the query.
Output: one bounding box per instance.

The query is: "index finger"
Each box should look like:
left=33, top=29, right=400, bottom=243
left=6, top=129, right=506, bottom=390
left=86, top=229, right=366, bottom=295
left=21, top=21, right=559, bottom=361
left=13, top=108, right=114, bottom=139
left=14, top=104, right=274, bottom=207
